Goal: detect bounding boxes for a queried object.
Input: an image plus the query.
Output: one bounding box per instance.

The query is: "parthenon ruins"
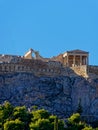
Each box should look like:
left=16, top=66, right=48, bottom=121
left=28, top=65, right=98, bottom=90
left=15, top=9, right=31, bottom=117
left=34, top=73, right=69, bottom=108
left=0, top=48, right=98, bottom=77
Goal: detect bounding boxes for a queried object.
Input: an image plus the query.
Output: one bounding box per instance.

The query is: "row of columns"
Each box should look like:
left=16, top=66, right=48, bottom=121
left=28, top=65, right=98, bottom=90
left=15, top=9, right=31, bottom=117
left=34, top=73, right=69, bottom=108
left=65, top=55, right=89, bottom=66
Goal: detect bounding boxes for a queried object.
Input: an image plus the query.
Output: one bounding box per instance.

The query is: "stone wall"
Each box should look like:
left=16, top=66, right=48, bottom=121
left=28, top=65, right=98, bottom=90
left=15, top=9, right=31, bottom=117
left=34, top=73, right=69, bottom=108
left=71, top=65, right=88, bottom=77
left=0, top=54, right=21, bottom=63
left=0, top=57, right=89, bottom=77
left=0, top=59, right=62, bottom=77
left=88, top=65, right=98, bottom=75
left=47, top=61, right=62, bottom=67
left=0, top=63, right=30, bottom=73
left=1, top=54, right=98, bottom=77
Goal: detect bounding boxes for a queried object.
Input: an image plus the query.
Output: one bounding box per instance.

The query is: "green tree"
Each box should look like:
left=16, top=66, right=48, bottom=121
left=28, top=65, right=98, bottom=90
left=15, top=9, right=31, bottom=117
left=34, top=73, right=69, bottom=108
left=66, top=113, right=86, bottom=130
left=49, top=115, right=64, bottom=130
left=13, top=106, right=32, bottom=130
left=32, top=105, right=38, bottom=111
left=82, top=126, right=93, bottom=130
left=4, top=119, right=24, bottom=130
left=54, top=116, right=58, bottom=130
left=30, top=118, right=51, bottom=130
left=32, top=109, right=50, bottom=122
left=30, top=109, right=64, bottom=130
left=0, top=101, right=13, bottom=129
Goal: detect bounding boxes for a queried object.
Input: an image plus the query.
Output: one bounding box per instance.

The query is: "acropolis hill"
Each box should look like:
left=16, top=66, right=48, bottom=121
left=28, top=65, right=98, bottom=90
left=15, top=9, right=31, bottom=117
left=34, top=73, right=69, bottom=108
left=1, top=48, right=98, bottom=121
left=0, top=48, right=98, bottom=77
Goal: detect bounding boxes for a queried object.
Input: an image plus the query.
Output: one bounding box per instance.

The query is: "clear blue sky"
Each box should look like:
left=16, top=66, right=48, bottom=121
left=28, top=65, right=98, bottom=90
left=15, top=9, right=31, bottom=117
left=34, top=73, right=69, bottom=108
left=0, top=0, right=98, bottom=65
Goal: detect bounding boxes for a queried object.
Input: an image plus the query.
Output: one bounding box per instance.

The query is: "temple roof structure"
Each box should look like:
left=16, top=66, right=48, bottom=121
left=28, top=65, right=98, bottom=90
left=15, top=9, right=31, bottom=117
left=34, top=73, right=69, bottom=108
left=65, top=49, right=89, bottom=54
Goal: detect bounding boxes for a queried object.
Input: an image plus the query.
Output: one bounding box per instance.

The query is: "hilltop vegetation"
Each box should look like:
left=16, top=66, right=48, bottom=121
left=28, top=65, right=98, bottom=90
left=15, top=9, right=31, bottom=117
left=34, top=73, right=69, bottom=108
left=0, top=101, right=98, bottom=130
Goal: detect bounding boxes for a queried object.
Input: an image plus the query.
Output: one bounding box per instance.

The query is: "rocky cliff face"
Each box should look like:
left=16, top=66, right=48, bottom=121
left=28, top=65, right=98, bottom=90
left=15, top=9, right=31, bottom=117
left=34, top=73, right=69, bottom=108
left=0, top=72, right=98, bottom=119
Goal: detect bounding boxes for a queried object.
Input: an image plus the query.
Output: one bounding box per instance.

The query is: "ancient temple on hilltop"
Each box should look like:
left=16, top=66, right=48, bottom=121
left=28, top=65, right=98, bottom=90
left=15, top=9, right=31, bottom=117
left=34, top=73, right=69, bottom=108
left=63, top=49, right=89, bottom=67
left=0, top=48, right=98, bottom=77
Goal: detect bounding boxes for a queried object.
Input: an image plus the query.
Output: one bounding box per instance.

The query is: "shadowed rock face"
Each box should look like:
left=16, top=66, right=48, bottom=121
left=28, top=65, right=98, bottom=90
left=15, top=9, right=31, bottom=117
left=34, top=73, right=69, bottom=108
left=0, top=72, right=98, bottom=119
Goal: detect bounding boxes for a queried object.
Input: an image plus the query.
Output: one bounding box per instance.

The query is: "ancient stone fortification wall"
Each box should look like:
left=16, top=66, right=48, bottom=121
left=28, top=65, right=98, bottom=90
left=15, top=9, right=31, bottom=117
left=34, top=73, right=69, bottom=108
left=0, top=59, right=63, bottom=77
left=0, top=57, right=90, bottom=77
left=71, top=65, right=88, bottom=77
left=88, top=65, right=98, bottom=75
left=1, top=54, right=98, bottom=77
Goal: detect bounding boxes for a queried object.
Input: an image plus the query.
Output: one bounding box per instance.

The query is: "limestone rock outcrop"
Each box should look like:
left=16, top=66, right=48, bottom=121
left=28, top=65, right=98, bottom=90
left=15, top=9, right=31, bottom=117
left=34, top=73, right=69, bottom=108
left=0, top=72, right=98, bottom=120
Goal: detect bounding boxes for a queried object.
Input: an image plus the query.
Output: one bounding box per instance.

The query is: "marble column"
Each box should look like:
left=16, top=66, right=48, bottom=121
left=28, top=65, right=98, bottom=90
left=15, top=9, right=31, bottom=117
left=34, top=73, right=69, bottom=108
left=73, top=55, right=75, bottom=66
left=66, top=55, right=69, bottom=66
left=80, top=55, right=82, bottom=65
left=86, top=56, right=88, bottom=65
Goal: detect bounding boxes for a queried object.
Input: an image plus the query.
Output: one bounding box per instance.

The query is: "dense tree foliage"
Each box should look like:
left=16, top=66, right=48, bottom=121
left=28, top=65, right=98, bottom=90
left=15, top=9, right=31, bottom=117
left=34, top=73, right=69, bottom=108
left=0, top=101, right=14, bottom=130
left=0, top=101, right=64, bottom=130
left=0, top=101, right=98, bottom=130
left=4, top=119, right=24, bottom=130
left=66, top=113, right=88, bottom=130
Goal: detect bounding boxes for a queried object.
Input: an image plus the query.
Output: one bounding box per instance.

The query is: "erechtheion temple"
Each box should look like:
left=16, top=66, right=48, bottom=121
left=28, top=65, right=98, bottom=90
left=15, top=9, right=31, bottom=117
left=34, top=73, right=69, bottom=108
left=0, top=48, right=98, bottom=77
left=63, top=50, right=89, bottom=66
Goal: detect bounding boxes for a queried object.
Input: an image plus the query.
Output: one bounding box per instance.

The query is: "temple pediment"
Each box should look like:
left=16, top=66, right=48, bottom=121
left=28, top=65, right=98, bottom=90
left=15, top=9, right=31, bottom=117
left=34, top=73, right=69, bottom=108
left=65, top=49, right=89, bottom=54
